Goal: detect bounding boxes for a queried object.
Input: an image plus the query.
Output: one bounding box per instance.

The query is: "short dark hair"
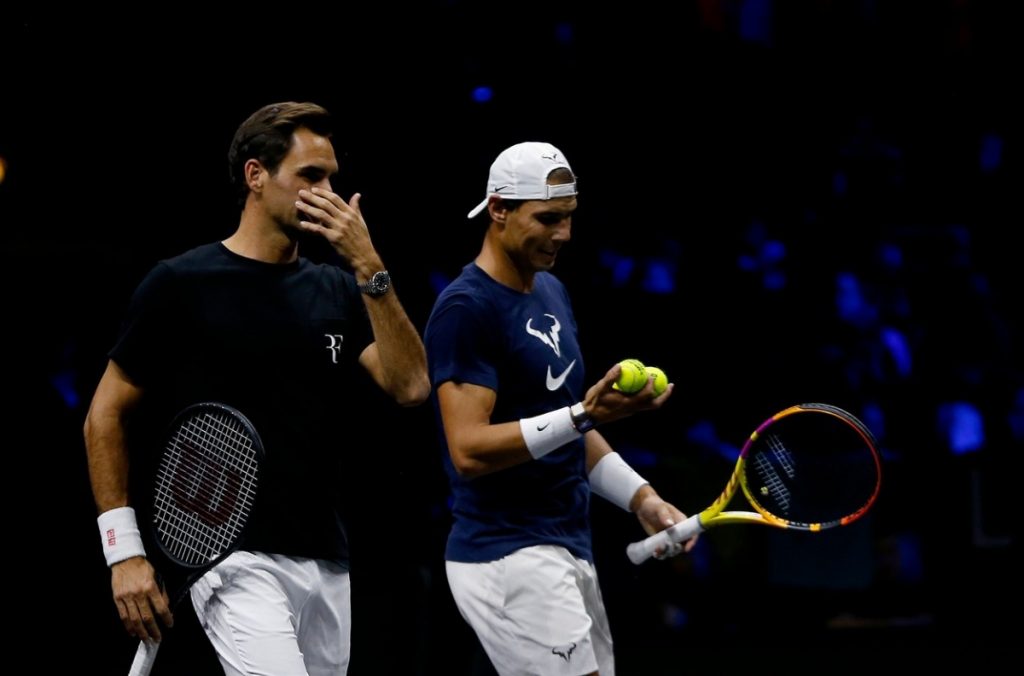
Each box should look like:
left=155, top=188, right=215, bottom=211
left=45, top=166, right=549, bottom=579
left=228, top=101, right=333, bottom=208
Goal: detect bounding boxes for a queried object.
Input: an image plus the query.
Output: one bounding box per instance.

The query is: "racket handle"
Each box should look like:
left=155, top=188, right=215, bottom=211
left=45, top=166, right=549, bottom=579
left=128, top=639, right=160, bottom=676
left=626, top=513, right=704, bottom=565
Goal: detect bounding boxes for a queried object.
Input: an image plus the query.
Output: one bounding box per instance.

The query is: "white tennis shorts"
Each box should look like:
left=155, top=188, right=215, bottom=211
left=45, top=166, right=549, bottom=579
left=446, top=545, right=614, bottom=676
left=190, top=550, right=351, bottom=676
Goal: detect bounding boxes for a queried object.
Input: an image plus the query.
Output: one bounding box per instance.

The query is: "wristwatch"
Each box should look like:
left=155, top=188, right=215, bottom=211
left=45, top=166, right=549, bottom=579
left=358, top=270, right=392, bottom=298
left=570, top=402, right=595, bottom=433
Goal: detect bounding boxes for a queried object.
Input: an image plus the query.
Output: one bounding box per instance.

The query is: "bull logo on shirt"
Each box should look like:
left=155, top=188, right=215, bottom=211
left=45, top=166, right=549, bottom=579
left=525, top=314, right=562, bottom=357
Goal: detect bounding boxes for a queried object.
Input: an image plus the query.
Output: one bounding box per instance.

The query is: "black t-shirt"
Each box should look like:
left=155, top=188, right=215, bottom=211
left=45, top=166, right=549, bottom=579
left=110, top=242, right=373, bottom=564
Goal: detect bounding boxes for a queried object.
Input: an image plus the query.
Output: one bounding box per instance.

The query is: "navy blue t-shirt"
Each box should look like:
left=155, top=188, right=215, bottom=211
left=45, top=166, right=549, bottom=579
left=110, top=242, right=373, bottom=565
left=424, top=262, right=592, bottom=562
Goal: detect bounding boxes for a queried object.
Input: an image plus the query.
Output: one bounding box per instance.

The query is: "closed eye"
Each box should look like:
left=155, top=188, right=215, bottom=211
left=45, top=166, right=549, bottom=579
left=536, top=212, right=569, bottom=226
left=299, top=168, right=337, bottom=184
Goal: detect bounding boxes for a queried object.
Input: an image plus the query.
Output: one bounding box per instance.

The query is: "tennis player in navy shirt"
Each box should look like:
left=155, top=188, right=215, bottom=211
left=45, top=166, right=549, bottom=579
left=425, top=141, right=697, bottom=675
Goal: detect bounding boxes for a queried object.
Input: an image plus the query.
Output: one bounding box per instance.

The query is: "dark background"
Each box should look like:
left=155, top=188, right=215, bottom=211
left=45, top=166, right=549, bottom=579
left=5, top=2, right=1018, bottom=673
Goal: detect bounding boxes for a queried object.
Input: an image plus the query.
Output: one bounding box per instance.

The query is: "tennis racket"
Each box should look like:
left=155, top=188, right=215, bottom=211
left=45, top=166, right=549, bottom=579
left=627, top=403, right=880, bottom=565
left=128, top=402, right=263, bottom=676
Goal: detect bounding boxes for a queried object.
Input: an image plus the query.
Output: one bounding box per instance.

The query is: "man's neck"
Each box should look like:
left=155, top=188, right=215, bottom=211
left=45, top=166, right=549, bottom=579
left=476, top=233, right=534, bottom=293
left=223, top=210, right=299, bottom=264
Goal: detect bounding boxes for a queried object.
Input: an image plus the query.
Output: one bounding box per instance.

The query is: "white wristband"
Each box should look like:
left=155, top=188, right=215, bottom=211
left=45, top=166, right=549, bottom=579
left=589, top=452, right=649, bottom=511
left=520, top=406, right=582, bottom=459
left=97, top=506, right=147, bottom=566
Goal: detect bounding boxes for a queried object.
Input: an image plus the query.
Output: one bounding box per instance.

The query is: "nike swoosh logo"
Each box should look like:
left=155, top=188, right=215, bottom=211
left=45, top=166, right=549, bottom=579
left=546, top=360, right=576, bottom=391
left=537, top=422, right=550, bottom=431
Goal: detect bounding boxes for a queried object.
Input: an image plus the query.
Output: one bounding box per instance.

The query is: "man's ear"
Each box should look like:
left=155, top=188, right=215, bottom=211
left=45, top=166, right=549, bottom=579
left=244, top=159, right=266, bottom=193
left=488, top=197, right=506, bottom=224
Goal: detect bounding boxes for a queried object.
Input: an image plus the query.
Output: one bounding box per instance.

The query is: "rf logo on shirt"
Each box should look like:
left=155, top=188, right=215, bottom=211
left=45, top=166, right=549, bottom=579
left=324, top=334, right=344, bottom=364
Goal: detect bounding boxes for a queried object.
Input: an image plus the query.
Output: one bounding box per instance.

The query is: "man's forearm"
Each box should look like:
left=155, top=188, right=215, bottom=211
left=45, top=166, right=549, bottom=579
left=364, top=290, right=429, bottom=404
left=85, top=408, right=132, bottom=513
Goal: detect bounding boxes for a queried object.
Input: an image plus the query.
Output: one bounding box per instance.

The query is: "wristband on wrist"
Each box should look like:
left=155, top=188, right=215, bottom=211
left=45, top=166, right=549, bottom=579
left=588, top=452, right=650, bottom=511
left=519, top=406, right=582, bottom=459
left=97, top=506, right=147, bottom=566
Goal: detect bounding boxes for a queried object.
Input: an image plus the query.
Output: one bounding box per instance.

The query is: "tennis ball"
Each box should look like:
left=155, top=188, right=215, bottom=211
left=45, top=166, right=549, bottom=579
left=613, top=359, right=647, bottom=394
left=645, top=366, right=668, bottom=396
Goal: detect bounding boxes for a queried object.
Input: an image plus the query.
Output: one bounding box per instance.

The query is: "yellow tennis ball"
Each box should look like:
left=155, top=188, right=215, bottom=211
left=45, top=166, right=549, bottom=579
left=645, top=366, right=668, bottom=396
left=613, top=359, right=647, bottom=394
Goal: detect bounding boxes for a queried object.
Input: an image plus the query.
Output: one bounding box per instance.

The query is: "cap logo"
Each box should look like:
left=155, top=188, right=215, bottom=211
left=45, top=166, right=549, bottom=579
left=541, top=153, right=559, bottom=161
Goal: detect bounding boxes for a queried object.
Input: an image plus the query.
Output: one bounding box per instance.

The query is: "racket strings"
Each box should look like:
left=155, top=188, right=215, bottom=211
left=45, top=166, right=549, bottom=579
left=744, top=411, right=880, bottom=528
left=160, top=415, right=256, bottom=511
left=161, top=418, right=254, bottom=504
left=752, top=435, right=793, bottom=513
left=155, top=471, right=246, bottom=562
left=162, top=412, right=257, bottom=510
left=153, top=410, right=259, bottom=566
left=767, top=435, right=796, bottom=478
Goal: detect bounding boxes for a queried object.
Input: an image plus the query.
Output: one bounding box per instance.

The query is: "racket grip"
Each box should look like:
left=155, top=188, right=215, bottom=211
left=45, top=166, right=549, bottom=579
left=626, top=514, right=704, bottom=565
left=128, top=639, right=160, bottom=676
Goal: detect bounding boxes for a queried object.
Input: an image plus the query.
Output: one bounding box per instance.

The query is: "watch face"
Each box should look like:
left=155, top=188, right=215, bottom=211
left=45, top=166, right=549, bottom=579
left=362, top=271, right=391, bottom=296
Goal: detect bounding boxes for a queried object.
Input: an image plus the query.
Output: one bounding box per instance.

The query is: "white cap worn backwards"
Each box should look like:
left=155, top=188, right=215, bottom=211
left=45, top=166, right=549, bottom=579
left=467, top=141, right=576, bottom=218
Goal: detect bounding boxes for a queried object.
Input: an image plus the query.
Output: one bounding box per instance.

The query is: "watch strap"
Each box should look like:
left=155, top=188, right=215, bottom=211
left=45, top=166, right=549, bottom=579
left=570, top=402, right=594, bottom=433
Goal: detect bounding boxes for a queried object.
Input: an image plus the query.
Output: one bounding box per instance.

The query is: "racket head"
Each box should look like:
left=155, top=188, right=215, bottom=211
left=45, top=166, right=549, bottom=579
left=150, top=402, right=263, bottom=569
left=737, top=403, right=880, bottom=531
